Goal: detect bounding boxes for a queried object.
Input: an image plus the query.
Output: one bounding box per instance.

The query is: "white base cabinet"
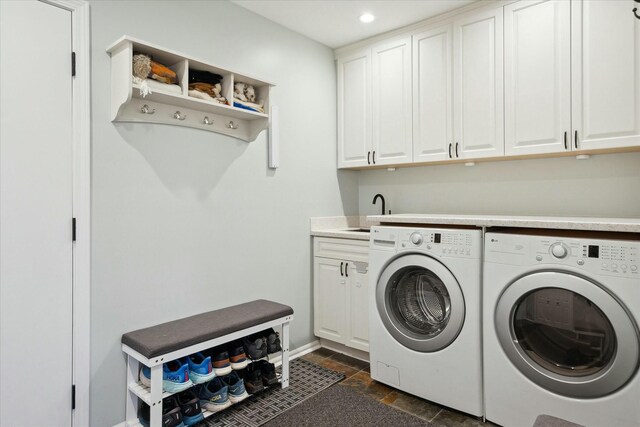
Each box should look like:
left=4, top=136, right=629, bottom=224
left=313, top=238, right=369, bottom=352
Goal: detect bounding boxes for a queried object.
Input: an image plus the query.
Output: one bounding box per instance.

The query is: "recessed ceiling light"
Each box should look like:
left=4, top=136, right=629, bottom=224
left=359, top=13, right=375, bottom=23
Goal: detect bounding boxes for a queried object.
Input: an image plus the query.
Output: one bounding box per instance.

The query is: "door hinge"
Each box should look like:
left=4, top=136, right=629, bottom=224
left=72, top=384, right=76, bottom=410
left=72, top=218, right=77, bottom=242
left=71, top=52, right=76, bottom=77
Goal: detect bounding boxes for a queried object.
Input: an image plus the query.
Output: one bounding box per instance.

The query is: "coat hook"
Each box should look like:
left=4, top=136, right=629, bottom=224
left=634, top=7, right=640, bottom=20
left=227, top=120, right=239, bottom=129
left=203, top=116, right=214, bottom=125
left=173, top=111, right=187, bottom=121
left=140, top=104, right=155, bottom=114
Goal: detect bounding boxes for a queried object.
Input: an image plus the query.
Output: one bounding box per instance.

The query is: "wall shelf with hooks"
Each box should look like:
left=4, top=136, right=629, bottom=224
left=107, top=35, right=273, bottom=142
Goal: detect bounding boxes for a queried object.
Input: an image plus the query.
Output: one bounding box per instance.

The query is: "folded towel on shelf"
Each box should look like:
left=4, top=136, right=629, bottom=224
left=133, top=76, right=181, bottom=97
left=189, top=69, right=223, bottom=85
left=188, top=89, right=227, bottom=105
left=233, top=98, right=265, bottom=113
left=188, top=82, right=220, bottom=98
left=132, top=53, right=178, bottom=84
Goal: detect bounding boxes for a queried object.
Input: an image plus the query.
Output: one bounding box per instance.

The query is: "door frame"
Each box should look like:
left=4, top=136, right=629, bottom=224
left=41, top=1, right=91, bottom=425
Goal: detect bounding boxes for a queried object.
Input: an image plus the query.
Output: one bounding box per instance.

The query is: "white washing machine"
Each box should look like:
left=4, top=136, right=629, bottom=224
left=369, top=226, right=483, bottom=416
left=484, top=230, right=640, bottom=427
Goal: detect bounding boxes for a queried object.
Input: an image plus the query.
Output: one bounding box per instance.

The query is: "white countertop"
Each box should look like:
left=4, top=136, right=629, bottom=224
left=309, top=216, right=377, bottom=240
left=367, top=214, right=640, bottom=233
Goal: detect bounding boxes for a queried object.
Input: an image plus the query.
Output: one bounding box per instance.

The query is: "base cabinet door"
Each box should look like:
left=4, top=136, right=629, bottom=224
left=313, top=257, right=347, bottom=343
left=346, top=262, right=369, bottom=352
left=453, top=7, right=504, bottom=159
left=572, top=0, right=640, bottom=151
left=338, top=49, right=371, bottom=168
left=372, top=37, right=413, bottom=165
left=505, top=0, right=571, bottom=156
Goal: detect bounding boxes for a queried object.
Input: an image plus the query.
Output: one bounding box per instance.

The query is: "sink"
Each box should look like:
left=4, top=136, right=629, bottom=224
left=345, top=228, right=370, bottom=233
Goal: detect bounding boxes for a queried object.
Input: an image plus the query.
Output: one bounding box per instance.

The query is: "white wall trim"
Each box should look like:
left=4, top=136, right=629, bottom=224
left=42, top=1, right=91, bottom=426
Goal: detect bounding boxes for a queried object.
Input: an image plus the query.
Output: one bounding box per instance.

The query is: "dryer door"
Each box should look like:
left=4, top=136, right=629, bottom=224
left=376, top=253, right=465, bottom=352
left=495, top=271, right=640, bottom=398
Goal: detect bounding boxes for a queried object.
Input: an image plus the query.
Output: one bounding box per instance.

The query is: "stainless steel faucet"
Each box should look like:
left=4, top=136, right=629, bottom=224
left=372, top=194, right=385, bottom=215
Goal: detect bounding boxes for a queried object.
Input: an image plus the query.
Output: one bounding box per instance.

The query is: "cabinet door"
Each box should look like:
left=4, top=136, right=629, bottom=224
left=413, top=24, right=453, bottom=162
left=345, top=262, right=369, bottom=352
left=453, top=7, right=504, bottom=159
left=337, top=49, right=371, bottom=168
left=372, top=37, right=413, bottom=165
left=572, top=0, right=640, bottom=151
left=505, top=0, right=571, bottom=156
left=313, top=257, right=347, bottom=343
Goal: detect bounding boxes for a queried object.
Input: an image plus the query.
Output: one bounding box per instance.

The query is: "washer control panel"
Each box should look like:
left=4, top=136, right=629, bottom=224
left=486, top=232, right=639, bottom=278
left=395, top=228, right=481, bottom=259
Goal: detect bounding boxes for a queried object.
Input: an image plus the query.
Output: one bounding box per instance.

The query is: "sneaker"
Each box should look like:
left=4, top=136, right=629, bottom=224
left=184, top=352, right=215, bottom=384
left=221, top=371, right=249, bottom=404
left=253, top=360, right=279, bottom=387
left=208, top=347, right=232, bottom=376
left=242, top=334, right=267, bottom=360
left=139, top=396, right=185, bottom=427
left=195, top=377, right=231, bottom=413
left=228, top=341, right=249, bottom=370
left=140, top=360, right=193, bottom=393
left=175, top=390, right=205, bottom=426
left=241, top=363, right=264, bottom=394
left=264, top=328, right=282, bottom=354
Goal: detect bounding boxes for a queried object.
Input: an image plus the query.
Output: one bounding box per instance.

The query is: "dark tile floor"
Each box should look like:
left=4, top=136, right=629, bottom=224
left=301, top=348, right=498, bottom=427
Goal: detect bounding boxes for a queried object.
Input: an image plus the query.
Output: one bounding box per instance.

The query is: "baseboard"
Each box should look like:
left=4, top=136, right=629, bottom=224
left=112, top=340, right=322, bottom=427
left=319, top=338, right=370, bottom=362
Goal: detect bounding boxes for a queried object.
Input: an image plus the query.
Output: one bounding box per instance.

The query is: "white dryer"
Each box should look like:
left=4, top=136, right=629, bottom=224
left=484, top=231, right=640, bottom=427
left=369, top=226, right=483, bottom=416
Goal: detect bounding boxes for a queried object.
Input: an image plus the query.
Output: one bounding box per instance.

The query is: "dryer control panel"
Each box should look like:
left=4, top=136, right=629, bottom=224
left=485, top=232, right=639, bottom=278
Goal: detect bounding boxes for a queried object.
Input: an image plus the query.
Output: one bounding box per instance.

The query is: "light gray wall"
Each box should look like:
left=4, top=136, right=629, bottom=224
left=359, top=153, right=640, bottom=217
left=90, top=2, right=357, bottom=425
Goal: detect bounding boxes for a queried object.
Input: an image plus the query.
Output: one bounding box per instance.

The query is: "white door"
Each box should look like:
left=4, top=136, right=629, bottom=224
left=346, top=262, right=369, bottom=352
left=505, top=0, right=571, bottom=156
left=313, top=257, right=347, bottom=343
left=413, top=24, right=454, bottom=162
left=1, top=2, right=74, bottom=426
left=372, top=37, right=413, bottom=165
left=337, top=49, right=371, bottom=168
left=453, top=7, right=504, bottom=159
left=572, top=0, right=640, bottom=151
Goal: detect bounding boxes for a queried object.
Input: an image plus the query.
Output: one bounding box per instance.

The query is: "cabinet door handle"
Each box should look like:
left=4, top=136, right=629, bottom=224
left=372, top=151, right=376, bottom=164
left=345, top=263, right=349, bottom=277
left=564, top=131, right=568, bottom=150
left=340, top=261, right=343, bottom=276
left=455, top=142, right=459, bottom=158
left=367, top=152, right=371, bottom=165
left=448, top=143, right=452, bottom=159
left=574, top=130, right=578, bottom=149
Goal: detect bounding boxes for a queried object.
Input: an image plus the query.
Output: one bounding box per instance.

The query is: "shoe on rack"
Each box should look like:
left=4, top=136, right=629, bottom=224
left=140, top=360, right=193, bottom=393
left=207, top=346, right=233, bottom=376
left=263, top=328, right=282, bottom=354
left=175, top=389, right=205, bottom=427
left=253, top=360, right=279, bottom=387
left=242, top=334, right=267, bottom=360
left=221, top=371, right=249, bottom=404
left=228, top=341, right=249, bottom=370
left=139, top=396, right=185, bottom=427
left=240, top=363, right=264, bottom=395
left=184, top=352, right=215, bottom=384
left=195, top=377, right=231, bottom=413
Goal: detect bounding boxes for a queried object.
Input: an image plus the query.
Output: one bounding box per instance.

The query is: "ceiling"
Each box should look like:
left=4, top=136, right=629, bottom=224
left=231, top=0, right=476, bottom=49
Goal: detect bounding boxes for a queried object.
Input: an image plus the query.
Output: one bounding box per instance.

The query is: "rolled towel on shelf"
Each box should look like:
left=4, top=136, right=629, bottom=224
left=188, top=89, right=227, bottom=105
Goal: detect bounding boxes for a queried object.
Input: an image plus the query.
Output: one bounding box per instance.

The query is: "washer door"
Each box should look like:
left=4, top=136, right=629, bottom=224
left=376, top=254, right=465, bottom=352
left=495, top=271, right=640, bottom=398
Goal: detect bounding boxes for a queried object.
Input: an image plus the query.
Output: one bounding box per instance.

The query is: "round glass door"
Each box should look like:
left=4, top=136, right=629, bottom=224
left=495, top=271, right=640, bottom=398
left=376, top=254, right=465, bottom=352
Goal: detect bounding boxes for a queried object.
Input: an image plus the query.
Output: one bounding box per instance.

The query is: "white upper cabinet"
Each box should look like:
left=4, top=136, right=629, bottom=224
left=453, top=7, right=504, bottom=159
left=413, top=24, right=453, bottom=162
left=371, top=37, right=413, bottom=165
left=504, top=0, right=571, bottom=156
left=571, top=0, right=640, bottom=151
left=337, top=49, right=371, bottom=168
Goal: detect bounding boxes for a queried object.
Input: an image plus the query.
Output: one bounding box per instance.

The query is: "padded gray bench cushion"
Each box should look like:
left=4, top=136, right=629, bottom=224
left=122, top=299, right=293, bottom=358
left=533, top=415, right=584, bottom=427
